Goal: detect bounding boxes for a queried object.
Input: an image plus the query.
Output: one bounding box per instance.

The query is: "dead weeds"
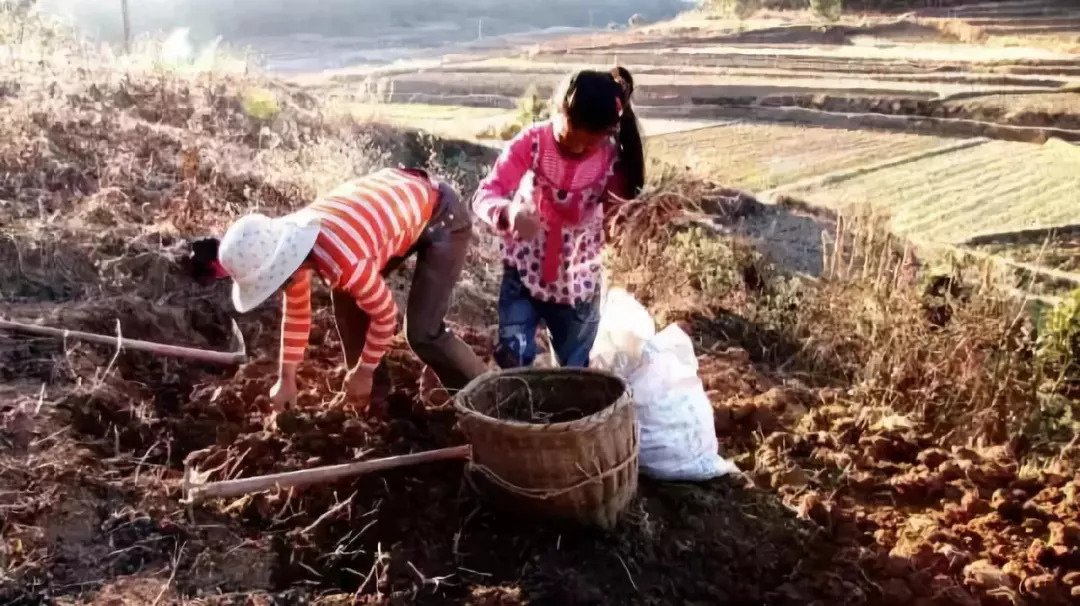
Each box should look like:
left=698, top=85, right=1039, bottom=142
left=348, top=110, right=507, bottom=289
left=4, top=7, right=1080, bottom=605
left=604, top=175, right=1080, bottom=605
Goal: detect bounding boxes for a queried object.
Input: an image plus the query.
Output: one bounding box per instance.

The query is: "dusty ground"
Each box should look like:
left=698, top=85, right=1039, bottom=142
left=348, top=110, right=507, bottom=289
left=3, top=5, right=1080, bottom=606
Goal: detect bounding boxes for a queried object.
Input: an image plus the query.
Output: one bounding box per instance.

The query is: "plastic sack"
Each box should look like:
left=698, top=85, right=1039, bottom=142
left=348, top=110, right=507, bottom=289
left=591, top=288, right=739, bottom=481
left=590, top=287, right=656, bottom=377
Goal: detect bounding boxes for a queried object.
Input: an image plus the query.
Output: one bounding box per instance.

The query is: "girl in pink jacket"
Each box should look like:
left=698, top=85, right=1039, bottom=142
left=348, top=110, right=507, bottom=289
left=473, top=67, right=645, bottom=368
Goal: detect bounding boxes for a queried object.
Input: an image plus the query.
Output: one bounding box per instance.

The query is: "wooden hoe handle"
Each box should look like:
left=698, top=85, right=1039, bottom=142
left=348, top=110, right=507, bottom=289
left=183, top=445, right=473, bottom=503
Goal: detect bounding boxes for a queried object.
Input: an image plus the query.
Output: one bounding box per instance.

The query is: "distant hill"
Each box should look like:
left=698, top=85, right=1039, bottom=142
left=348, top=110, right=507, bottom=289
left=38, top=0, right=690, bottom=44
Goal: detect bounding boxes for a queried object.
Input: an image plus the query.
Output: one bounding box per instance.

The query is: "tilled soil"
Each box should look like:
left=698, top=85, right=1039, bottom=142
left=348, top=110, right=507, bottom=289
left=0, top=300, right=870, bottom=605
left=6, top=287, right=1078, bottom=605
left=714, top=385, right=1080, bottom=606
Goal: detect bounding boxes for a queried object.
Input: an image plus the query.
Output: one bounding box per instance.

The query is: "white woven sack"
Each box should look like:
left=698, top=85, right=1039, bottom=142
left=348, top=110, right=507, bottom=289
left=591, top=289, right=738, bottom=481
left=628, top=325, right=739, bottom=481
left=590, top=287, right=655, bottom=377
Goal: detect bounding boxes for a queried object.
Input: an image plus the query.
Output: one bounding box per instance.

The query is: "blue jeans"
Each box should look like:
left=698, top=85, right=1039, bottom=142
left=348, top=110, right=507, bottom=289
left=494, top=266, right=601, bottom=369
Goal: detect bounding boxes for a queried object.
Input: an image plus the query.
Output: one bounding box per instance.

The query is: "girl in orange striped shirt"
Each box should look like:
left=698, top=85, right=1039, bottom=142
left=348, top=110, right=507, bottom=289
left=195, top=168, right=487, bottom=410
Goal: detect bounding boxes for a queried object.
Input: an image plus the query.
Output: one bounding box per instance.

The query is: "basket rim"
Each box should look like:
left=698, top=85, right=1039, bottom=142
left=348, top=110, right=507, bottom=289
left=453, top=367, right=631, bottom=432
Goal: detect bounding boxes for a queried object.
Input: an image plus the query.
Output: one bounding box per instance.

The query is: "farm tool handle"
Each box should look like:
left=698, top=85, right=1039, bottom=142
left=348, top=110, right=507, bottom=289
left=183, top=444, right=473, bottom=503
left=0, top=317, right=246, bottom=365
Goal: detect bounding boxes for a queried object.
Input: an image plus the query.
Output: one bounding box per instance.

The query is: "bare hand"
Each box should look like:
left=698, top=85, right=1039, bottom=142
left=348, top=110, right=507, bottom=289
left=342, top=366, right=374, bottom=412
left=509, top=203, right=542, bottom=240
left=269, top=367, right=298, bottom=410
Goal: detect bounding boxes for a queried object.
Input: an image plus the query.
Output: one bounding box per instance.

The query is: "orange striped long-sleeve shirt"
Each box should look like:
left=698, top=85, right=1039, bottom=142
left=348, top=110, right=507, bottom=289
left=280, top=169, right=438, bottom=369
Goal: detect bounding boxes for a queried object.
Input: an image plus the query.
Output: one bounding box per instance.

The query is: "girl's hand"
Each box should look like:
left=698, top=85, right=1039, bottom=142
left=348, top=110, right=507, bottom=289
left=269, top=364, right=299, bottom=410
left=342, top=366, right=374, bottom=412
left=509, top=203, right=542, bottom=240
left=269, top=376, right=298, bottom=410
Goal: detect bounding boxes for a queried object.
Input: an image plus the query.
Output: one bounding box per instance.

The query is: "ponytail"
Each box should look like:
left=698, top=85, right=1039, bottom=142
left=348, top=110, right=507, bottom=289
left=611, top=66, right=645, bottom=199
left=558, top=66, right=646, bottom=198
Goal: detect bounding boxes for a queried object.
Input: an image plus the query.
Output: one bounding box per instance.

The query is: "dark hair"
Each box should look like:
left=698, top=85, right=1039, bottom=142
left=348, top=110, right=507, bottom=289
left=188, top=236, right=222, bottom=285
left=555, top=66, right=645, bottom=198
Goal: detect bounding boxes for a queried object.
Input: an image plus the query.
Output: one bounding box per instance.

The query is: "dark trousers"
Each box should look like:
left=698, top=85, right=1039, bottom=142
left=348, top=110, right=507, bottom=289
left=329, top=178, right=487, bottom=397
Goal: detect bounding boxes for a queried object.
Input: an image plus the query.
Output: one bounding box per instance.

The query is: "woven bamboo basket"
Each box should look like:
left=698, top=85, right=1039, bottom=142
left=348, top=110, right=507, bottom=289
left=454, top=368, right=639, bottom=529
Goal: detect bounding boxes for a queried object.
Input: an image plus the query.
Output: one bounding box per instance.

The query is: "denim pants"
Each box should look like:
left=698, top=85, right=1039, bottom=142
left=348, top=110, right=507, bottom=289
left=493, top=266, right=601, bottom=369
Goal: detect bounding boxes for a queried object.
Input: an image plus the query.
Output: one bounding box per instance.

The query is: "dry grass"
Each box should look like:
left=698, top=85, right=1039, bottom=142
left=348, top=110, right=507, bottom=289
left=607, top=172, right=1076, bottom=458
left=0, top=8, right=504, bottom=310
left=919, top=16, right=1080, bottom=54
left=0, top=9, right=498, bottom=601
left=919, top=17, right=990, bottom=45
left=0, top=11, right=394, bottom=217
left=604, top=168, right=717, bottom=320
left=796, top=212, right=1049, bottom=446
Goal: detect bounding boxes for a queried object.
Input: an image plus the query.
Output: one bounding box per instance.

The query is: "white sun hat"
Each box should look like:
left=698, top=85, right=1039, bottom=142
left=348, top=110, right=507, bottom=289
left=218, top=212, right=322, bottom=313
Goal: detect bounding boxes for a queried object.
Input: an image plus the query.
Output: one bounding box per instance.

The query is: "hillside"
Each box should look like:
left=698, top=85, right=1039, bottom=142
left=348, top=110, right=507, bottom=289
left=2, top=5, right=1080, bottom=606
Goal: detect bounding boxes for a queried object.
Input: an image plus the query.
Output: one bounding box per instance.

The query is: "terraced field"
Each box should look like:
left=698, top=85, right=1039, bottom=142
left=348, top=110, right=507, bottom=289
left=778, top=138, right=1080, bottom=244
left=379, top=67, right=957, bottom=107
left=942, top=90, right=1080, bottom=129
left=326, top=1, right=1080, bottom=136
left=648, top=122, right=956, bottom=190
left=314, top=0, right=1080, bottom=274
left=480, top=56, right=1075, bottom=87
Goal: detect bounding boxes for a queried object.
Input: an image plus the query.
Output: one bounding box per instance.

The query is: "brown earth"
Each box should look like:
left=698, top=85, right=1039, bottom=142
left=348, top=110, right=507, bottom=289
left=3, top=322, right=859, bottom=605
left=10, top=177, right=1078, bottom=606
left=0, top=38, right=873, bottom=606
left=3, top=7, right=1080, bottom=606
left=12, top=281, right=1079, bottom=605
